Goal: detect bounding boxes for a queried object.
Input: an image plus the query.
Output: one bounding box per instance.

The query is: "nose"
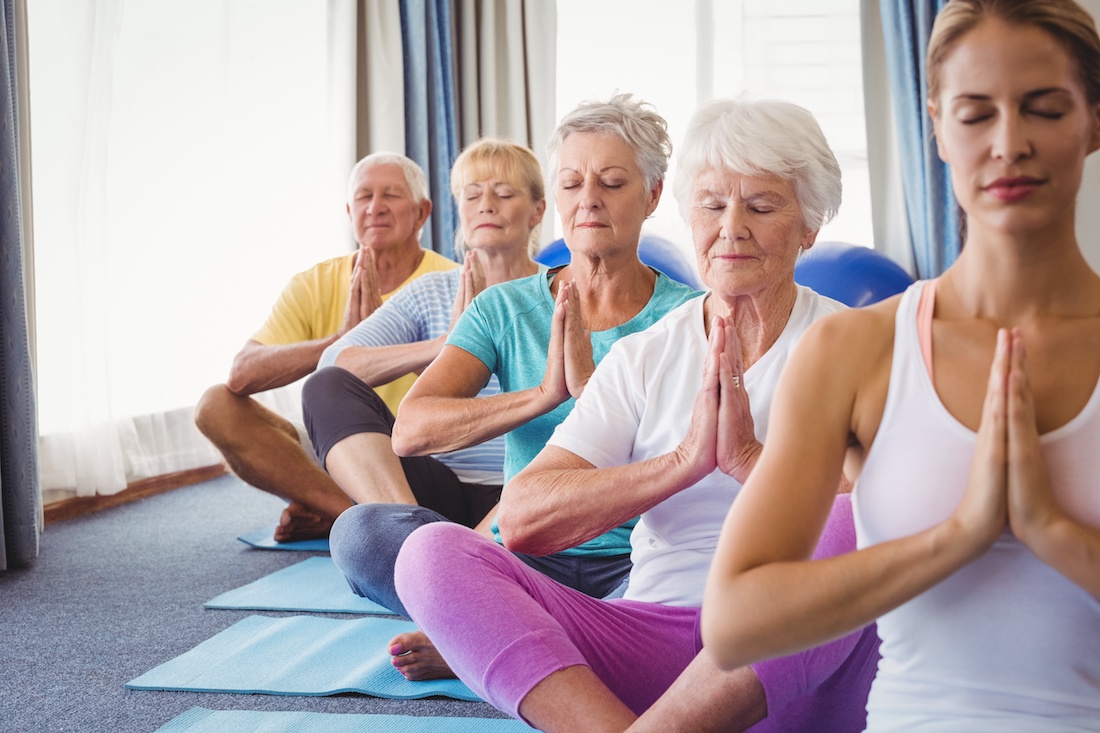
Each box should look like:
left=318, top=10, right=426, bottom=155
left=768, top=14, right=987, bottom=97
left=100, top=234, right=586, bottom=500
left=992, top=111, right=1033, bottom=163
left=365, top=194, right=386, bottom=215
left=578, top=177, right=602, bottom=211
left=478, top=191, right=497, bottom=214
left=719, top=204, right=749, bottom=242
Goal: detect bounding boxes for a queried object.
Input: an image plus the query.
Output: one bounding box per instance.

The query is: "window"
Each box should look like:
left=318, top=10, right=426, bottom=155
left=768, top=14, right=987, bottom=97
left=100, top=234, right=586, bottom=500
left=556, top=0, right=870, bottom=254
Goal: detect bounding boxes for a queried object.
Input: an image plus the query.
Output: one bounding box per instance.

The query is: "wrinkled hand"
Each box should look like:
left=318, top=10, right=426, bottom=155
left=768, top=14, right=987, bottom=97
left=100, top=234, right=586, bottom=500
left=342, top=248, right=383, bottom=333
left=449, top=251, right=486, bottom=331
left=560, top=281, right=594, bottom=398
left=954, top=328, right=1011, bottom=557
left=539, top=280, right=572, bottom=406
left=712, top=316, right=761, bottom=482
left=675, top=317, right=723, bottom=482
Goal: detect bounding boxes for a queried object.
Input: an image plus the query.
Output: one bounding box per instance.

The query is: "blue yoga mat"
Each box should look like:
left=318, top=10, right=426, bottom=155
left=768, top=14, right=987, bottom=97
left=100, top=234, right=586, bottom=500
left=205, top=556, right=394, bottom=615
left=126, top=615, right=480, bottom=701
left=238, top=525, right=331, bottom=552
left=157, top=708, right=533, bottom=732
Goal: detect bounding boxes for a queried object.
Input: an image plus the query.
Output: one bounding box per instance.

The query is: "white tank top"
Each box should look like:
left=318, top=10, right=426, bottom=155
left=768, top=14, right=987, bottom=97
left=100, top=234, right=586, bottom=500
left=854, top=281, right=1100, bottom=732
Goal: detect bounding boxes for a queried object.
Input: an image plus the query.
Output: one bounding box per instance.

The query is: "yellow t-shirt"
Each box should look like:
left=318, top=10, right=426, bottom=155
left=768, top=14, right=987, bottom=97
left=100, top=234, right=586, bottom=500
left=251, top=248, right=457, bottom=413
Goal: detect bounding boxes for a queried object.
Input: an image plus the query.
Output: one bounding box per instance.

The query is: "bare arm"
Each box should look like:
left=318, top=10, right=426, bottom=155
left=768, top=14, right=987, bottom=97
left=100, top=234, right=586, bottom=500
left=500, top=321, right=737, bottom=555
left=391, top=344, right=563, bottom=456
left=226, top=337, right=338, bottom=395
left=330, top=254, right=486, bottom=388
left=701, top=311, right=1009, bottom=671
left=393, top=280, right=575, bottom=457
left=500, top=445, right=705, bottom=556
left=333, top=337, right=445, bottom=386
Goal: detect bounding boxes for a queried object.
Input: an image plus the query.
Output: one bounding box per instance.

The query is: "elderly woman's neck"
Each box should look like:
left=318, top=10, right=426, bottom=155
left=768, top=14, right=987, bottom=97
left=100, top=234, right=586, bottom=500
left=705, top=282, right=799, bottom=367
left=475, top=247, right=539, bottom=286
left=556, top=256, right=658, bottom=331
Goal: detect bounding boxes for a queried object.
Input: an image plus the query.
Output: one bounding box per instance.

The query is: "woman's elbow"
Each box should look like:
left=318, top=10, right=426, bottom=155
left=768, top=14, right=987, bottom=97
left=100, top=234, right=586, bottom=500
left=496, top=512, right=539, bottom=555
left=700, top=600, right=750, bottom=671
left=390, top=419, right=424, bottom=457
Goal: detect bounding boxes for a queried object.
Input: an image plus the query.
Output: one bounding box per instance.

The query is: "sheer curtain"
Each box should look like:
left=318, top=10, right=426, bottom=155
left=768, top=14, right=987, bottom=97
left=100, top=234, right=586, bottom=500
left=1, top=0, right=40, bottom=569
left=28, top=0, right=555, bottom=503
left=29, top=1, right=357, bottom=502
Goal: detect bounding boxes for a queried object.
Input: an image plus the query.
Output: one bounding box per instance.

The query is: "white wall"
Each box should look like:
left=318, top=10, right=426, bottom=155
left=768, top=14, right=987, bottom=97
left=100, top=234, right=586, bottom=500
left=1082, top=0, right=1100, bottom=271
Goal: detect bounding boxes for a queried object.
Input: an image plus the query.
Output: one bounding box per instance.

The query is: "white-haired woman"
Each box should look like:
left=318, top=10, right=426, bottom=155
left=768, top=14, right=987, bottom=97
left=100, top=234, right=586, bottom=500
left=392, top=96, right=880, bottom=732
left=335, top=94, right=699, bottom=676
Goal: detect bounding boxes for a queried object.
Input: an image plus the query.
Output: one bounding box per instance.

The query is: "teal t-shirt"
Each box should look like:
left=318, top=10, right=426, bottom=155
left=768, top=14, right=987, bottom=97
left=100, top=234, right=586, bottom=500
left=447, top=265, right=701, bottom=556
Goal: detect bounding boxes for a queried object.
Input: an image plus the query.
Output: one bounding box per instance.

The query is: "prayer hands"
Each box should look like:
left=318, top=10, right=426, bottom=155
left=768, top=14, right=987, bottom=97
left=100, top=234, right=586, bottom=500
left=678, top=315, right=761, bottom=485
left=541, top=280, right=595, bottom=405
left=449, top=250, right=486, bottom=331
left=342, top=247, right=384, bottom=333
left=958, top=328, right=1062, bottom=557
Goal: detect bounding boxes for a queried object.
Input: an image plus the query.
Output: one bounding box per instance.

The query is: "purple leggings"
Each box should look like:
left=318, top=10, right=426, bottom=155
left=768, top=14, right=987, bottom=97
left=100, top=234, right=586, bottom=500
left=395, top=494, right=879, bottom=730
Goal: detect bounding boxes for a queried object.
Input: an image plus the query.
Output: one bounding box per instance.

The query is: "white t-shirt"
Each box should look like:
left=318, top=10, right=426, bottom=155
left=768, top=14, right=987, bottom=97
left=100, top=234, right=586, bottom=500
left=548, top=287, right=845, bottom=606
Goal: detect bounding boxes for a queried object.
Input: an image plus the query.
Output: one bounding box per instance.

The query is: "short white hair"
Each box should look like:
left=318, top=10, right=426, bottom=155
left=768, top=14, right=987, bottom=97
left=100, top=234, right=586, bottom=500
left=673, top=95, right=842, bottom=230
left=546, top=92, right=672, bottom=192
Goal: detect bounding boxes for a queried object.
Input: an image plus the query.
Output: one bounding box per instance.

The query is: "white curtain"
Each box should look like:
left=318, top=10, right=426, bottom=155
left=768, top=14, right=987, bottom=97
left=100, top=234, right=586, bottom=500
left=453, top=0, right=557, bottom=245
left=30, top=0, right=358, bottom=502
left=28, top=0, right=555, bottom=502
left=28, top=0, right=556, bottom=503
left=860, top=0, right=914, bottom=274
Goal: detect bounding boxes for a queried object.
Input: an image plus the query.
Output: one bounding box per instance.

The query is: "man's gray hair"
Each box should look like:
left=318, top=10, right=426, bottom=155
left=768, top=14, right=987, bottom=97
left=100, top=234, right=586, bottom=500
left=346, top=152, right=430, bottom=204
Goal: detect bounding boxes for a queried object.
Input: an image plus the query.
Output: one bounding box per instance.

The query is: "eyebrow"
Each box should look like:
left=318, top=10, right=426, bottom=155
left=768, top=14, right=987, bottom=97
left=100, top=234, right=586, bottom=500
left=558, top=165, right=630, bottom=176
left=952, top=87, right=1072, bottom=103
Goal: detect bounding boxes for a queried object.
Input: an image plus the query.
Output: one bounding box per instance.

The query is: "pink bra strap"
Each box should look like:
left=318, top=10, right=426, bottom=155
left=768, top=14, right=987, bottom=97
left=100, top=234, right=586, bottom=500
left=917, top=279, right=937, bottom=385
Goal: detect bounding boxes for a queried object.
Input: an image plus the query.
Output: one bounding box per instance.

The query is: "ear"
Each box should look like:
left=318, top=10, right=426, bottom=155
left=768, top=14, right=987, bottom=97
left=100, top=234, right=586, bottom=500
left=530, top=198, right=547, bottom=229
left=929, top=100, right=949, bottom=163
left=416, top=198, right=433, bottom=229
left=645, top=179, right=664, bottom=217
left=1088, top=102, right=1100, bottom=155
left=801, top=228, right=819, bottom=251
left=346, top=202, right=352, bottom=219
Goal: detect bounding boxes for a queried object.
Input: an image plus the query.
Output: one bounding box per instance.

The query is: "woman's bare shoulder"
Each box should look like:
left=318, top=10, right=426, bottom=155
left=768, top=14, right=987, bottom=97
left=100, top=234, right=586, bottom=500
left=801, top=293, right=900, bottom=363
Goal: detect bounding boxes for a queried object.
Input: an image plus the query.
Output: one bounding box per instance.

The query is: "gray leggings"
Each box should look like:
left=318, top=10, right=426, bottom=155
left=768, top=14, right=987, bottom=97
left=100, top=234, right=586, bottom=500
left=330, top=503, right=632, bottom=617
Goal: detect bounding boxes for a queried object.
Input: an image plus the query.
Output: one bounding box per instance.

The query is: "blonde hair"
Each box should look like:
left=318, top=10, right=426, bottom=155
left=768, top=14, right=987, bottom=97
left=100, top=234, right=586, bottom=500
left=928, top=0, right=1100, bottom=106
left=450, top=138, right=546, bottom=257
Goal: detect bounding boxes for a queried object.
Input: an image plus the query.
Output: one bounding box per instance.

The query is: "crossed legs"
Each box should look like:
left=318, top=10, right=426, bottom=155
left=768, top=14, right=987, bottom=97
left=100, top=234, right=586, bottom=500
left=194, top=384, right=353, bottom=541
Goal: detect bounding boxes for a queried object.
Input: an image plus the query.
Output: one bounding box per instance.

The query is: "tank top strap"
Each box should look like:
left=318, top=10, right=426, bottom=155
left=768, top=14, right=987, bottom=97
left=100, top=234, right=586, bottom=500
left=916, top=278, right=938, bottom=387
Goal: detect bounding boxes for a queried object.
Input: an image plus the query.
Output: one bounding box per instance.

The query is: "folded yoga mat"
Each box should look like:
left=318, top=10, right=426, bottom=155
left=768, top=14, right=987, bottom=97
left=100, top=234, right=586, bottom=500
left=205, top=556, right=393, bottom=615
left=126, top=615, right=480, bottom=701
left=238, top=525, right=331, bottom=552
left=157, top=708, right=533, bottom=733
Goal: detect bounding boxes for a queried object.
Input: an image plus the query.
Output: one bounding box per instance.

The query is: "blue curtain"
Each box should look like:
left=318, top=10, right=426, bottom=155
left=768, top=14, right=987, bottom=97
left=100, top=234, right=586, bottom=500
left=399, top=0, right=460, bottom=260
left=880, top=0, right=960, bottom=279
left=0, top=0, right=40, bottom=570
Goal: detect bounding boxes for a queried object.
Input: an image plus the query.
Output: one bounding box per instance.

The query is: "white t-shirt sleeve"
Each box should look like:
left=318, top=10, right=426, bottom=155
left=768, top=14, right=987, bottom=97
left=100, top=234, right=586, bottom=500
left=547, top=335, right=647, bottom=469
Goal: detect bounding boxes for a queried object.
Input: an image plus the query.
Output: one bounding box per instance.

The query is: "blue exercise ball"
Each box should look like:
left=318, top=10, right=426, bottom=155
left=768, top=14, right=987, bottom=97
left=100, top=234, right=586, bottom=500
left=535, top=234, right=703, bottom=290
left=794, top=242, right=914, bottom=308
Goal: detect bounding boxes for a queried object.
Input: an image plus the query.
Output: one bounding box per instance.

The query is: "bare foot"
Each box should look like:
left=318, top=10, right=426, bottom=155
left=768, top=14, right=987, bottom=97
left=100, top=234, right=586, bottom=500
left=273, top=502, right=334, bottom=543
left=388, top=630, right=455, bottom=681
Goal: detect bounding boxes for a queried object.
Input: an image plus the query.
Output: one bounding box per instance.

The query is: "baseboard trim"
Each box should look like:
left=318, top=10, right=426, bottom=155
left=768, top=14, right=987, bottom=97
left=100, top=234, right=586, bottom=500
left=44, top=464, right=229, bottom=525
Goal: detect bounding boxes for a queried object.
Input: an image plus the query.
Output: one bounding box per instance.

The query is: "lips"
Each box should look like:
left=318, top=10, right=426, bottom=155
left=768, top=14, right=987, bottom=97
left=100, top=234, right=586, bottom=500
left=984, top=176, right=1043, bottom=203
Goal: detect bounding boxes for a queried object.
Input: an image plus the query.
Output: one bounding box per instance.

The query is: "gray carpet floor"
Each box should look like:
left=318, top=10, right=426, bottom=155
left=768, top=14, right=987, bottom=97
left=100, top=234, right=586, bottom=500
left=0, top=474, right=508, bottom=732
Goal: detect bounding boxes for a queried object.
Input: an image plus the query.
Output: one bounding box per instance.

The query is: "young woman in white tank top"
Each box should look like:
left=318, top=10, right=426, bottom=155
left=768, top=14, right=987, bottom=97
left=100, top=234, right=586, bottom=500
left=700, top=1, right=1100, bottom=730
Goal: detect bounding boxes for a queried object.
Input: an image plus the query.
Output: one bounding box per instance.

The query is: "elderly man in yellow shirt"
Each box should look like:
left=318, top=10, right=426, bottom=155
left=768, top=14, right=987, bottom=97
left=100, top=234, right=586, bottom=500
left=195, top=152, right=455, bottom=542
